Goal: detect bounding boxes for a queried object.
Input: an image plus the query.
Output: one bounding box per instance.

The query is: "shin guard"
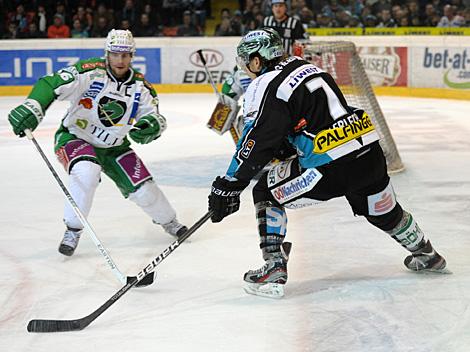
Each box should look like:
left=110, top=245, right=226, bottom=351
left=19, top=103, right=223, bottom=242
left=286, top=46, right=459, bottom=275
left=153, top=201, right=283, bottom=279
left=255, top=201, right=287, bottom=260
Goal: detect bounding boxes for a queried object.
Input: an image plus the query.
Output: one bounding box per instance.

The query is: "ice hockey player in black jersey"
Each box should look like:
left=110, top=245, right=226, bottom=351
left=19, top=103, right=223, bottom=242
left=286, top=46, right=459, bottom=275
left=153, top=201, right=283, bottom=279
left=207, top=28, right=449, bottom=299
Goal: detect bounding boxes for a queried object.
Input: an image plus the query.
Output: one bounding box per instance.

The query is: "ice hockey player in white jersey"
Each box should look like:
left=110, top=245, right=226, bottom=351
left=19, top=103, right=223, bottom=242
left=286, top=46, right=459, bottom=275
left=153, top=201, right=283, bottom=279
left=207, top=28, right=448, bottom=299
left=8, top=29, right=187, bottom=256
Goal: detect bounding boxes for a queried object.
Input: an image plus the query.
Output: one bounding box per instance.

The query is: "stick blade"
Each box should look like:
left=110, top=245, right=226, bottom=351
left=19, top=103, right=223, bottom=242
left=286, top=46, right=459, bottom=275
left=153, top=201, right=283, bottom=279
left=27, top=319, right=84, bottom=333
left=128, top=271, right=156, bottom=288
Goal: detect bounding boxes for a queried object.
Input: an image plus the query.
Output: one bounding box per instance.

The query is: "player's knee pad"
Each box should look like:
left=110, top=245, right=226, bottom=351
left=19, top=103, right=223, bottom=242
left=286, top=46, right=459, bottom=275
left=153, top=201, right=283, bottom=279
left=366, top=203, right=403, bottom=231
left=128, top=180, right=160, bottom=207
left=255, top=201, right=287, bottom=260
left=69, top=160, right=101, bottom=192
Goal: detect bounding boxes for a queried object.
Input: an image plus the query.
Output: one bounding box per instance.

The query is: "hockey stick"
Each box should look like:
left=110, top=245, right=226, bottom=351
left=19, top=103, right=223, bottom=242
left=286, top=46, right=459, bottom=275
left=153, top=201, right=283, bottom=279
left=197, top=49, right=241, bottom=145
left=24, top=129, right=154, bottom=288
left=27, top=211, right=212, bottom=333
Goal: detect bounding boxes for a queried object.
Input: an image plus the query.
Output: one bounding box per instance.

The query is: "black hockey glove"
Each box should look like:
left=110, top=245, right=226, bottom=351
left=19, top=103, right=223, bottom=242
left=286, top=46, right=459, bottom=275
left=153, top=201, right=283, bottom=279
left=208, top=176, right=249, bottom=223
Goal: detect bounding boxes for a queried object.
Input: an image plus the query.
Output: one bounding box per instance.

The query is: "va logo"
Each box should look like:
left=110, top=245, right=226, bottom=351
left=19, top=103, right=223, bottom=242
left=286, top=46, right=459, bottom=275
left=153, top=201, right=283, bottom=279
left=98, top=96, right=127, bottom=127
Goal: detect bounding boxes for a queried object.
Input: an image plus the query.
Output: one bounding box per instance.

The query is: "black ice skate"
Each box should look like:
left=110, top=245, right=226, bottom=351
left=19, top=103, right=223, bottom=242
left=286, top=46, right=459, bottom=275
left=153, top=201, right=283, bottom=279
left=58, top=227, right=82, bottom=256
left=404, top=240, right=450, bottom=274
left=243, top=242, right=292, bottom=299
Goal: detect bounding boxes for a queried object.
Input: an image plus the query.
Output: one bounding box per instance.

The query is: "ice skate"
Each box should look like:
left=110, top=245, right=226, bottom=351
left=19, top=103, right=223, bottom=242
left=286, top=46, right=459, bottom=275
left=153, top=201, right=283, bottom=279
left=404, top=240, right=450, bottom=274
left=243, top=242, right=291, bottom=299
left=58, top=227, right=82, bottom=256
left=159, top=218, right=188, bottom=238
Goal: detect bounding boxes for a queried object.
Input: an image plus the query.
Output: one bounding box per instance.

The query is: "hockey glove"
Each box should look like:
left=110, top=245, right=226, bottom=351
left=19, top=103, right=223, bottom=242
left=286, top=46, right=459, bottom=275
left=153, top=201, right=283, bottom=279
left=208, top=176, right=249, bottom=223
left=8, top=99, right=44, bottom=137
left=129, top=114, right=167, bottom=144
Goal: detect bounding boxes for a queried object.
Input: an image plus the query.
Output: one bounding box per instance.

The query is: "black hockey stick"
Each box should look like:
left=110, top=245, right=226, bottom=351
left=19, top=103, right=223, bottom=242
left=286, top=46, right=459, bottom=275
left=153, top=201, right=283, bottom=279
left=27, top=211, right=212, bottom=333
left=24, top=129, right=154, bottom=288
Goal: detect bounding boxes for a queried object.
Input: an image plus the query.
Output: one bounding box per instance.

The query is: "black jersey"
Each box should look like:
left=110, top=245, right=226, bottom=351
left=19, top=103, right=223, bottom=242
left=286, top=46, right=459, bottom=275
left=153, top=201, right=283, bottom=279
left=226, top=57, right=379, bottom=182
left=262, top=15, right=306, bottom=55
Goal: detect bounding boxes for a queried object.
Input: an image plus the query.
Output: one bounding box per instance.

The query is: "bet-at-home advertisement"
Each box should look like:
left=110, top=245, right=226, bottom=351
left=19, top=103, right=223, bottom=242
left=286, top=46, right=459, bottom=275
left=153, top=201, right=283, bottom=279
left=411, top=47, right=470, bottom=89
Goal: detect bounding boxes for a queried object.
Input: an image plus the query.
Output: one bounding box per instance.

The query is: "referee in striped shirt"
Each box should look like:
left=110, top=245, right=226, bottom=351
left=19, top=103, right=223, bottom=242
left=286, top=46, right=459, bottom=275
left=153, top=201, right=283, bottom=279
left=262, top=0, right=308, bottom=55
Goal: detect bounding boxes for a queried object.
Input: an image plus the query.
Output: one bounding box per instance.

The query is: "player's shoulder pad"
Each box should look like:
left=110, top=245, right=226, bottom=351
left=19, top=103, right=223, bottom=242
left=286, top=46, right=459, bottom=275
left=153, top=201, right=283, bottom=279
left=75, top=58, right=106, bottom=73
left=134, top=70, right=157, bottom=97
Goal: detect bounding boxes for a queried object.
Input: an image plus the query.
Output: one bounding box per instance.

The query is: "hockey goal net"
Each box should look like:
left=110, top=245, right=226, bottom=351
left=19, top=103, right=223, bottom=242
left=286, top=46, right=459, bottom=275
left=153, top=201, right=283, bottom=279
left=293, top=40, right=404, bottom=173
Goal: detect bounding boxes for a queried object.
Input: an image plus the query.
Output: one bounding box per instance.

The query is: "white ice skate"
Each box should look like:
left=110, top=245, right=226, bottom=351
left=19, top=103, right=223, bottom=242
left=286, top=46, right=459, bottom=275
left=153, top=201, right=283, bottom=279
left=58, top=228, right=82, bottom=256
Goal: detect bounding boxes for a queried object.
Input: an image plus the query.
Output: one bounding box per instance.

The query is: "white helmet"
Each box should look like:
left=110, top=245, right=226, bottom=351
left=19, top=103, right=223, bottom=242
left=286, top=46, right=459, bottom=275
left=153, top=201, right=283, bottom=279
left=105, top=29, right=136, bottom=54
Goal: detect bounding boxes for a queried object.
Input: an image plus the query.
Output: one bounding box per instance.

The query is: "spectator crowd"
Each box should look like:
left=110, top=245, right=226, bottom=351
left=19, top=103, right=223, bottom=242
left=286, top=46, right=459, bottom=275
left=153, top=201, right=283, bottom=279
left=1, top=0, right=469, bottom=39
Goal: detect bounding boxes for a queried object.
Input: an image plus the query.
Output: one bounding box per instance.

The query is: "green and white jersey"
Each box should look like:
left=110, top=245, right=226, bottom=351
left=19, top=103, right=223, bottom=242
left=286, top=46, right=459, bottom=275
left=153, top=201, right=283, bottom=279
left=28, top=58, right=161, bottom=148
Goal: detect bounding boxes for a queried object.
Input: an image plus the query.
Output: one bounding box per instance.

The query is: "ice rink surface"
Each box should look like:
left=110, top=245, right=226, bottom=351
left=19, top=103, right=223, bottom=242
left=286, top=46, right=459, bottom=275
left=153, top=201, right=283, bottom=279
left=0, top=94, right=469, bottom=352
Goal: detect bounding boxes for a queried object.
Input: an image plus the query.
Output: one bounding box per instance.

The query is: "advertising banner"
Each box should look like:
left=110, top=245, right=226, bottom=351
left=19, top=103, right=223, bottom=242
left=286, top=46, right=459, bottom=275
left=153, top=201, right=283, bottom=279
left=357, top=46, right=407, bottom=86
left=0, top=48, right=161, bottom=86
left=411, top=47, right=470, bottom=89
left=161, top=46, right=237, bottom=84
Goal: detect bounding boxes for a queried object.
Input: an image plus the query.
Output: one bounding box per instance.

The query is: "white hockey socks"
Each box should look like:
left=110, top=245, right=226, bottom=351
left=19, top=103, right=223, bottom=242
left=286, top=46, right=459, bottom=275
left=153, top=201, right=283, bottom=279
left=386, top=210, right=425, bottom=252
left=128, top=180, right=176, bottom=225
left=63, top=160, right=101, bottom=230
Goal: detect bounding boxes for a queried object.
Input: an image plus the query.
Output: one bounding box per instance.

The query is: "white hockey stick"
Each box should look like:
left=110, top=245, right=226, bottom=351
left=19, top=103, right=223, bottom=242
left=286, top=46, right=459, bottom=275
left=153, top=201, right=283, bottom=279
left=24, top=129, right=155, bottom=287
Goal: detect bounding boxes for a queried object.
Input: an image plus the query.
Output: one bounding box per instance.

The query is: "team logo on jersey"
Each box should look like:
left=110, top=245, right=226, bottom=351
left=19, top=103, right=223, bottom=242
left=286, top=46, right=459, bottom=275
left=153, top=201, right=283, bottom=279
left=97, top=96, right=127, bottom=127
left=313, top=112, right=375, bottom=153
left=241, top=139, right=255, bottom=159
left=79, top=97, right=93, bottom=109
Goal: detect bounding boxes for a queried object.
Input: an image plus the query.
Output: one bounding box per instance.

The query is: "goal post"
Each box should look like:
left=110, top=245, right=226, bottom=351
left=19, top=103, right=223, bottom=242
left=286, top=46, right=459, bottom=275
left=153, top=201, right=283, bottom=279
left=293, top=40, right=404, bottom=173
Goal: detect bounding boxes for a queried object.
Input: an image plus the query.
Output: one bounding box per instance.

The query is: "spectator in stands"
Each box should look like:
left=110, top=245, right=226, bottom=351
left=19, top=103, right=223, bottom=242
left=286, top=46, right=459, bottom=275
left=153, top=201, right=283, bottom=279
left=231, top=10, right=244, bottom=35
left=215, top=17, right=237, bottom=36
left=298, top=6, right=317, bottom=29
left=55, top=2, right=71, bottom=28
left=364, top=14, right=378, bottom=27
left=377, top=9, right=397, bottom=27
left=22, top=22, right=46, bottom=38
left=71, top=19, right=89, bottom=38
left=422, top=4, right=437, bottom=26
left=177, top=10, right=202, bottom=36
left=47, top=14, right=70, bottom=38
left=91, top=16, right=110, bottom=37
left=120, top=0, right=137, bottom=27
left=73, top=6, right=93, bottom=34
left=142, top=3, right=163, bottom=33
left=465, top=8, right=470, bottom=26
left=400, top=16, right=410, bottom=26
left=316, top=12, right=334, bottom=27
left=243, top=18, right=260, bottom=34
left=3, top=22, right=20, bottom=39
left=94, top=4, right=115, bottom=32
left=348, top=14, right=364, bottom=28
left=407, top=1, right=420, bottom=21
left=135, top=13, right=158, bottom=37
left=322, top=0, right=344, bottom=20
left=120, top=19, right=131, bottom=31
left=437, top=4, right=460, bottom=26
left=371, top=0, right=392, bottom=16
left=337, top=9, right=353, bottom=27
left=37, top=5, right=47, bottom=35
left=10, top=4, right=29, bottom=34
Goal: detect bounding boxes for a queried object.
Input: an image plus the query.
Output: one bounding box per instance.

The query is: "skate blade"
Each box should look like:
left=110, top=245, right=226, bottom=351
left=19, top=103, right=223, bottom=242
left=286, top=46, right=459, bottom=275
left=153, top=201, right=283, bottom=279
left=411, top=267, right=453, bottom=275
left=243, top=282, right=285, bottom=299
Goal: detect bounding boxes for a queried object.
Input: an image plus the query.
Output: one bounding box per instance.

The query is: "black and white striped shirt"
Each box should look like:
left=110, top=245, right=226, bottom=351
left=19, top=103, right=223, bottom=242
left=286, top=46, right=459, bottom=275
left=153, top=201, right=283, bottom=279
left=262, top=16, right=307, bottom=55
